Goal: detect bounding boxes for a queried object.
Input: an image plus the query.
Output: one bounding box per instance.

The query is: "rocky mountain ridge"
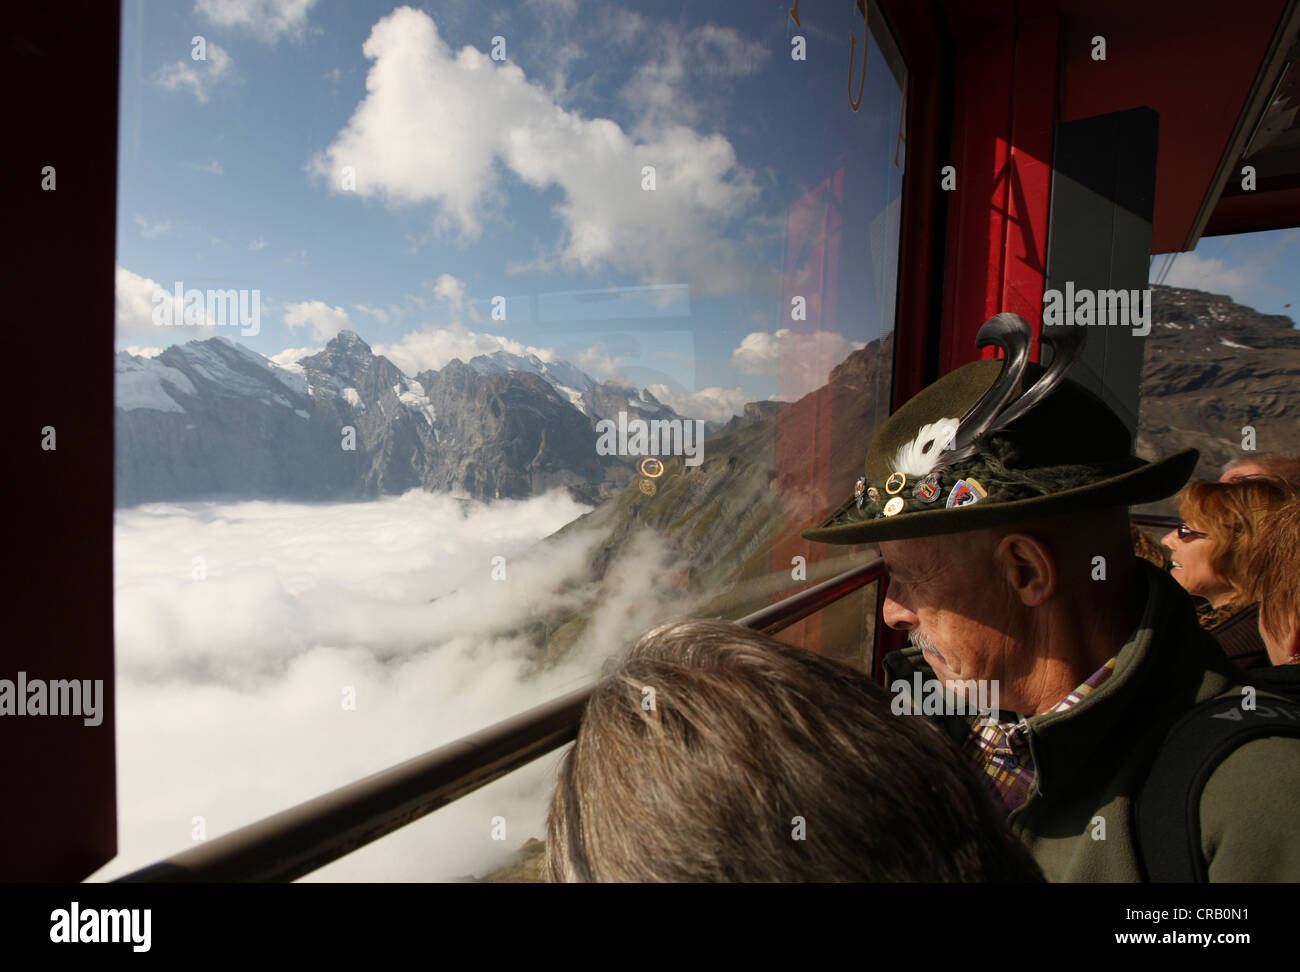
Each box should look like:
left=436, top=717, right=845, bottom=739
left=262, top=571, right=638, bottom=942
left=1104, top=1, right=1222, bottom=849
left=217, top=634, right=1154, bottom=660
left=114, top=330, right=697, bottom=506
left=115, top=285, right=1299, bottom=517
left=1137, top=284, right=1300, bottom=496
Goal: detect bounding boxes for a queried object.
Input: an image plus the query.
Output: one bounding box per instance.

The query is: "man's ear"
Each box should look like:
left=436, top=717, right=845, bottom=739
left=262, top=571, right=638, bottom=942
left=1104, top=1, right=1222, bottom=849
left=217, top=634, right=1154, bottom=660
left=993, top=532, right=1057, bottom=607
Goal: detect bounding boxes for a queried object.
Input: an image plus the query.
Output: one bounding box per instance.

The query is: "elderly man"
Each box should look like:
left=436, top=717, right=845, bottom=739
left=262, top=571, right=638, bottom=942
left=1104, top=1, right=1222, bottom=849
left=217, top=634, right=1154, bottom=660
left=803, top=314, right=1300, bottom=882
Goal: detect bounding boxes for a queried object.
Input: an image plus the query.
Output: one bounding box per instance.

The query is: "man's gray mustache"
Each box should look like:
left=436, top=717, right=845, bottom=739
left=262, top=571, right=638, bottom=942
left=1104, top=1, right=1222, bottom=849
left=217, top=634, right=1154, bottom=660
left=910, top=631, right=946, bottom=664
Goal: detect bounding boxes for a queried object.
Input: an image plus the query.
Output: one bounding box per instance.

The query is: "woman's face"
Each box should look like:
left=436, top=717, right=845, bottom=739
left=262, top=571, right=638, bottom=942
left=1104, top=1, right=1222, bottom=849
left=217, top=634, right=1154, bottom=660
left=1162, top=521, right=1234, bottom=604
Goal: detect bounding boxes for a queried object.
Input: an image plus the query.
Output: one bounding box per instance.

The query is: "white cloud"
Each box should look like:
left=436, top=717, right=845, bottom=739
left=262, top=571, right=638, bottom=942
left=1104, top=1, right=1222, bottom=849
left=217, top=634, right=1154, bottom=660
left=283, top=300, right=352, bottom=341
left=526, top=0, right=579, bottom=18
left=89, top=490, right=693, bottom=881
left=116, top=266, right=209, bottom=341
left=153, top=41, right=233, bottom=103
left=372, top=323, right=558, bottom=376
left=731, top=328, right=866, bottom=400
left=249, top=237, right=268, bottom=251
left=352, top=303, right=390, bottom=323
left=269, top=346, right=320, bottom=371
left=124, top=346, right=165, bottom=359
left=195, top=0, right=319, bottom=43
left=646, top=383, right=748, bottom=424
left=308, top=7, right=759, bottom=295
left=598, top=5, right=647, bottom=49
left=183, top=159, right=225, bottom=175
left=1159, top=252, right=1249, bottom=295
left=432, top=273, right=467, bottom=310
left=688, top=24, right=771, bottom=77
left=622, top=23, right=769, bottom=133
left=573, top=345, right=625, bottom=382
left=134, top=215, right=172, bottom=239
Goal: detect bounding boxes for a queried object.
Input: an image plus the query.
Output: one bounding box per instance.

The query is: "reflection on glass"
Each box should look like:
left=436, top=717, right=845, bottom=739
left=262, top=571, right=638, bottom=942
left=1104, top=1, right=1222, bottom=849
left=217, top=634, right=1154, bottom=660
left=109, top=1, right=910, bottom=882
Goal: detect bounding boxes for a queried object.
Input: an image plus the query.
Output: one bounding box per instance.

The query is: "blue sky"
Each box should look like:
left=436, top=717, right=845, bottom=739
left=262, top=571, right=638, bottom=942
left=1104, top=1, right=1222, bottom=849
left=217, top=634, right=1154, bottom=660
left=1154, top=228, right=1300, bottom=326
left=116, top=0, right=907, bottom=422
left=116, top=1, right=1293, bottom=426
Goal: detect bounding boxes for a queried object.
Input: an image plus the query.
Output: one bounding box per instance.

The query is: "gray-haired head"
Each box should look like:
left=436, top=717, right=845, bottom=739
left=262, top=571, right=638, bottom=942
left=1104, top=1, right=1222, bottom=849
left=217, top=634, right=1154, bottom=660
left=545, top=619, right=1044, bottom=883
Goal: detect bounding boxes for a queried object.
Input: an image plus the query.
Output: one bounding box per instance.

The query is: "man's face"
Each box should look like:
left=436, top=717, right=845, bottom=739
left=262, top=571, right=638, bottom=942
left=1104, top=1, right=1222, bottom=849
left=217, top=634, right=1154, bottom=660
left=879, top=533, right=1018, bottom=690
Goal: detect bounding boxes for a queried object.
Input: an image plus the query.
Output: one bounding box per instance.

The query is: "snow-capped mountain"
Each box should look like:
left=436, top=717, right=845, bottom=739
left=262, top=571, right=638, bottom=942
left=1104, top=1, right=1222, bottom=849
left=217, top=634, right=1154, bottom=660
left=116, top=335, right=309, bottom=416
left=465, top=349, right=596, bottom=413
left=459, top=349, right=687, bottom=426
left=114, top=331, right=702, bottom=506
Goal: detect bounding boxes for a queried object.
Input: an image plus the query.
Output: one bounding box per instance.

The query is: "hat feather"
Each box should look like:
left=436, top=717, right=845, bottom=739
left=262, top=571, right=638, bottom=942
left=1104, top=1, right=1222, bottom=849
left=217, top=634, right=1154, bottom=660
left=891, top=417, right=960, bottom=477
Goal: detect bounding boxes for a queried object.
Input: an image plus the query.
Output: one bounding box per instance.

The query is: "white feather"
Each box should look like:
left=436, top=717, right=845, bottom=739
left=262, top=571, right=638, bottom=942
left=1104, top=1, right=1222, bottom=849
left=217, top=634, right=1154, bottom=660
left=891, top=417, right=961, bottom=477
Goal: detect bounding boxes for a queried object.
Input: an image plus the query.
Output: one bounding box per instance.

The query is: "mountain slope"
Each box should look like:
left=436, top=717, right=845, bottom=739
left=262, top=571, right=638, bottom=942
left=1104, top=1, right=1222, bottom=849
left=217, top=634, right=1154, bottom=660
left=531, top=331, right=896, bottom=672
left=115, top=331, right=685, bottom=506
left=1138, top=285, right=1300, bottom=494
left=115, top=337, right=350, bottom=504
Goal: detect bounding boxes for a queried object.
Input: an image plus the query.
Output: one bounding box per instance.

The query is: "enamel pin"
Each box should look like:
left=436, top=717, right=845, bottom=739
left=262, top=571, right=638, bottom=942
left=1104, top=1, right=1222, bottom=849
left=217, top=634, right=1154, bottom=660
left=883, top=496, right=906, bottom=516
left=945, top=477, right=987, bottom=509
left=913, top=472, right=941, bottom=503
left=885, top=472, right=907, bottom=495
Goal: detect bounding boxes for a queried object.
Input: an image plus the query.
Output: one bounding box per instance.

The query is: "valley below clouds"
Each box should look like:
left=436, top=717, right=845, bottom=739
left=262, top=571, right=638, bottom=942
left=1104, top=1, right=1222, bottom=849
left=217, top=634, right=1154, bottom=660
left=92, top=488, right=687, bottom=882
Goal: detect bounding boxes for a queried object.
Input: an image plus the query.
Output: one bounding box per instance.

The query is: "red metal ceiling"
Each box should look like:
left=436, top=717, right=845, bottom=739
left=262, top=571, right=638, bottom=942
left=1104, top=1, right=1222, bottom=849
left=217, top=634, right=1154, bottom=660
left=942, top=0, right=1290, bottom=252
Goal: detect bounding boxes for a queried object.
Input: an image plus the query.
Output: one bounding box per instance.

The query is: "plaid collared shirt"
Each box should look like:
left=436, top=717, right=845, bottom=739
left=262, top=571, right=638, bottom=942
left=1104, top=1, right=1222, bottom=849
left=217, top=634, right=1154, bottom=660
left=965, top=657, right=1119, bottom=813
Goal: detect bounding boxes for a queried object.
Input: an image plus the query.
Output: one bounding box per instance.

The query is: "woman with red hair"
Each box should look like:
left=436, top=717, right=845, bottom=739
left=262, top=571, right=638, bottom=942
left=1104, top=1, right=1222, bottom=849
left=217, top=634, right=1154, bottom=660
left=1162, top=476, right=1297, bottom=670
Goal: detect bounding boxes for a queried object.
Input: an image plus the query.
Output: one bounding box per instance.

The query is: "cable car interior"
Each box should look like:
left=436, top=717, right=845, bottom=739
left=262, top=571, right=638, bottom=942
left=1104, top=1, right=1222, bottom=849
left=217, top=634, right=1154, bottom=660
left=7, top=0, right=1300, bottom=883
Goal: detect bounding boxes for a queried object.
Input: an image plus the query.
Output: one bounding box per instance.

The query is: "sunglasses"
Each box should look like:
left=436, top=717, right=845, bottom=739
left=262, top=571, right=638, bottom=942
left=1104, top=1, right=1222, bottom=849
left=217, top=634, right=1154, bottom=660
left=1176, top=523, right=1209, bottom=541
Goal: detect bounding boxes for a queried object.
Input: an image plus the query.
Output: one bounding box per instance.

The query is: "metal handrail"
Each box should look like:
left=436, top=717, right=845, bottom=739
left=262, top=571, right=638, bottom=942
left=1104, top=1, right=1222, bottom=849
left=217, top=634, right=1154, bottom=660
left=116, top=557, right=887, bottom=882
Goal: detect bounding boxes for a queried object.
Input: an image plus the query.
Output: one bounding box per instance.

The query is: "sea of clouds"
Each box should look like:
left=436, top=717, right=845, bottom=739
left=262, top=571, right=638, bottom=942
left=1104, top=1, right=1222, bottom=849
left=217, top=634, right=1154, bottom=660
left=90, top=489, right=690, bottom=882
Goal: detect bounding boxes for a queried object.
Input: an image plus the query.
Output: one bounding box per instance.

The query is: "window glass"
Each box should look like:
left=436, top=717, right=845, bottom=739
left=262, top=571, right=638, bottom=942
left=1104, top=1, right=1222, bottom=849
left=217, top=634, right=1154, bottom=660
left=106, top=0, right=908, bottom=882
left=1137, top=227, right=1300, bottom=514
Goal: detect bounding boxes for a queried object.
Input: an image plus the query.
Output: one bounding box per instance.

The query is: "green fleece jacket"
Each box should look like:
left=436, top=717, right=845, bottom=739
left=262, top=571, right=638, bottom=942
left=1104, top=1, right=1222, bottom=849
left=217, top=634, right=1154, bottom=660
left=883, top=560, right=1300, bottom=882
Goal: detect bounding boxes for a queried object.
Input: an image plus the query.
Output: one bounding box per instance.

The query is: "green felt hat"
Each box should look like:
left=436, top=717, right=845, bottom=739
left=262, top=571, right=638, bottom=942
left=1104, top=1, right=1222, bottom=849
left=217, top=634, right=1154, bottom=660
left=802, top=315, right=1198, bottom=545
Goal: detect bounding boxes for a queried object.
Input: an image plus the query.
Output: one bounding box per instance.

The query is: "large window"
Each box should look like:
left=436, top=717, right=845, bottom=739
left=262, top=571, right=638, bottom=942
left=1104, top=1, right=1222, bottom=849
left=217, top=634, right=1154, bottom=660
left=106, top=0, right=909, bottom=882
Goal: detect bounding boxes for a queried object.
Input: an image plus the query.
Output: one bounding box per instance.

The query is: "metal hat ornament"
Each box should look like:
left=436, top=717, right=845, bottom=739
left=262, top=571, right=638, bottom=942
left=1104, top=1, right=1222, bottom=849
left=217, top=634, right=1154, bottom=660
left=801, top=313, right=1199, bottom=545
left=887, top=313, right=1084, bottom=487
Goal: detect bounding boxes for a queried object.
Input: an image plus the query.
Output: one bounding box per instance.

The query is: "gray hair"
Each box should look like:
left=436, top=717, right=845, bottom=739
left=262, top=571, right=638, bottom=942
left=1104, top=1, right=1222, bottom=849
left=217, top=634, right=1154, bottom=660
left=1222, top=453, right=1300, bottom=487
left=545, top=619, right=1043, bottom=882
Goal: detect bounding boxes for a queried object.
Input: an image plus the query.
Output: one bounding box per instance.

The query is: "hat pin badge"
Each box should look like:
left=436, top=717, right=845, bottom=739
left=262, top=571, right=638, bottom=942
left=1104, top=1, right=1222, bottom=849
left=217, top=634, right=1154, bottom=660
left=945, top=477, right=987, bottom=509
left=913, top=472, right=941, bottom=503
